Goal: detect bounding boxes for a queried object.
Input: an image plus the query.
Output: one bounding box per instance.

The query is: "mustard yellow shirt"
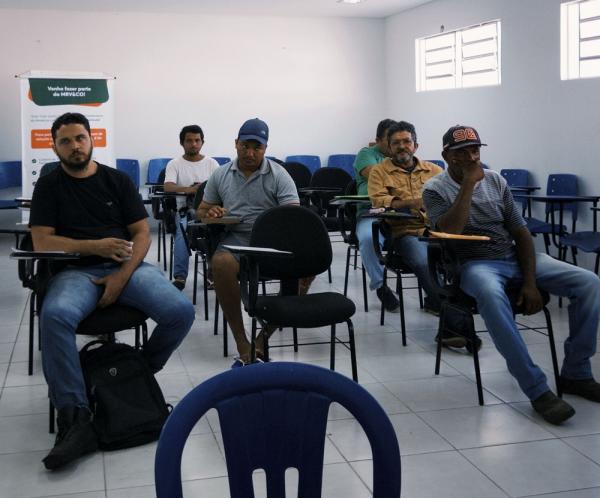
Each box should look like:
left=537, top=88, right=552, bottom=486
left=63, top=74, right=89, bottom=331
left=368, top=157, right=443, bottom=237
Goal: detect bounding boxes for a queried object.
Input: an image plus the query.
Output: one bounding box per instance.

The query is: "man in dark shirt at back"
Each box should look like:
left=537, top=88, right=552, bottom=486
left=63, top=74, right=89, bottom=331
left=30, top=112, right=194, bottom=470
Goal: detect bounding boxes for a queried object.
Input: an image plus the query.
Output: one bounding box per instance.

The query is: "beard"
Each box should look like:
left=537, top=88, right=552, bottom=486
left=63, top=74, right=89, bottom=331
left=57, top=147, right=93, bottom=172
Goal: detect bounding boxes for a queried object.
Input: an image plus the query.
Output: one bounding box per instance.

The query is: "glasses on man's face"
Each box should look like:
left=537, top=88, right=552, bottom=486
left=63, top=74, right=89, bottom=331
left=390, top=138, right=414, bottom=148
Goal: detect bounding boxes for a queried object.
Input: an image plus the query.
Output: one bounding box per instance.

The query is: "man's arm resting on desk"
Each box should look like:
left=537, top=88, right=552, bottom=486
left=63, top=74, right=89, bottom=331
left=197, top=200, right=227, bottom=219
left=511, top=225, right=543, bottom=315
left=164, top=181, right=199, bottom=195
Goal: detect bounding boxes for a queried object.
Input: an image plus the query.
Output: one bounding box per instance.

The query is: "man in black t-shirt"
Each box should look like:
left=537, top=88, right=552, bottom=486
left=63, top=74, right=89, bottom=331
left=30, top=113, right=195, bottom=470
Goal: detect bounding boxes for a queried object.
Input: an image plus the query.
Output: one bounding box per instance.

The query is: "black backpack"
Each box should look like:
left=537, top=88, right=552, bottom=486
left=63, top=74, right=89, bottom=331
left=80, top=340, right=171, bottom=451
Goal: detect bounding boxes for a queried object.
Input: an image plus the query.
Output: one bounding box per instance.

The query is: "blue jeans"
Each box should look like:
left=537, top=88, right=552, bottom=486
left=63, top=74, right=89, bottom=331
left=173, top=212, right=191, bottom=279
left=356, top=217, right=384, bottom=290
left=460, top=252, right=600, bottom=400
left=40, top=262, right=195, bottom=410
left=393, top=235, right=441, bottom=308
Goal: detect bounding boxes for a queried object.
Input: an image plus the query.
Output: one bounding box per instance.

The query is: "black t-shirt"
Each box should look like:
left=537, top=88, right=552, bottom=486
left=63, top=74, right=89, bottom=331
left=30, top=163, right=148, bottom=266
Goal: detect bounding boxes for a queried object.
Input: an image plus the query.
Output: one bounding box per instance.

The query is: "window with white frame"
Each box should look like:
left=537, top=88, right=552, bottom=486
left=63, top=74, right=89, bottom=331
left=415, top=20, right=501, bottom=92
left=561, top=0, right=600, bottom=80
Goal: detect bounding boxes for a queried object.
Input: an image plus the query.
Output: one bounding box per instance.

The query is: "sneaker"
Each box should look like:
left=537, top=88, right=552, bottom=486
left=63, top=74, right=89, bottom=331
left=531, top=391, right=576, bottom=425
left=376, top=285, right=400, bottom=313
left=43, top=406, right=98, bottom=470
left=172, top=277, right=186, bottom=291
left=560, top=377, right=600, bottom=402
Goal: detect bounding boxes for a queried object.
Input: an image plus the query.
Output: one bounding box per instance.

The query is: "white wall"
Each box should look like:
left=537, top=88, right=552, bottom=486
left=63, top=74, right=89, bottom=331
left=0, top=9, right=385, bottom=180
left=385, top=0, right=600, bottom=229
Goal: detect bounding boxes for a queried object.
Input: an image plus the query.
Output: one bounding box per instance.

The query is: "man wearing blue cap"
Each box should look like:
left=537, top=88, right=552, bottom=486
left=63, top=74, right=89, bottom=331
left=197, top=118, right=300, bottom=366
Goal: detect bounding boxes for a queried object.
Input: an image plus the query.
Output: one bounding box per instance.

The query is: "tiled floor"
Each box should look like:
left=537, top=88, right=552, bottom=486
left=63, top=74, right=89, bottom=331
left=1, top=232, right=600, bottom=498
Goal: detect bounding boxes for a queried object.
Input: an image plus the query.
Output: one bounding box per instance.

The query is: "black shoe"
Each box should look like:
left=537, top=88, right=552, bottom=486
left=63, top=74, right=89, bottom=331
left=377, top=285, right=400, bottom=313
left=172, top=277, right=186, bottom=291
left=435, top=329, right=468, bottom=349
left=43, top=406, right=98, bottom=470
left=560, top=377, right=600, bottom=402
left=423, top=296, right=441, bottom=316
left=531, top=391, right=576, bottom=425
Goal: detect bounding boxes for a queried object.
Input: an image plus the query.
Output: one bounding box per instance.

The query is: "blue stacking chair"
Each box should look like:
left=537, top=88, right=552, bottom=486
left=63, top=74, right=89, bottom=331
left=0, top=161, right=22, bottom=209
left=285, top=155, right=321, bottom=174
left=213, top=156, right=231, bottom=166
left=501, top=168, right=530, bottom=215
left=327, top=154, right=356, bottom=178
left=427, top=159, right=446, bottom=169
left=527, top=174, right=578, bottom=255
left=155, top=362, right=401, bottom=498
left=147, top=158, right=172, bottom=184
left=116, top=158, right=140, bottom=188
left=560, top=206, right=600, bottom=272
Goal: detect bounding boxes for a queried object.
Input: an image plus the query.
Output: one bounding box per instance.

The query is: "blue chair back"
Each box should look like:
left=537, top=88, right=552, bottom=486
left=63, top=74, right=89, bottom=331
left=0, top=161, right=22, bottom=188
left=155, top=362, right=401, bottom=498
left=147, top=158, right=172, bottom=184
left=327, top=154, right=356, bottom=178
left=285, top=155, right=321, bottom=174
left=427, top=159, right=446, bottom=169
left=213, top=156, right=231, bottom=166
left=546, top=173, right=578, bottom=220
left=116, top=159, right=140, bottom=188
left=500, top=168, right=529, bottom=186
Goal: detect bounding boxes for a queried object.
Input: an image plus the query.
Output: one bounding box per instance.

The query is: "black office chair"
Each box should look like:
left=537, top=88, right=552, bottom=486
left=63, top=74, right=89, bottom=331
left=150, top=169, right=168, bottom=270
left=282, top=161, right=312, bottom=207
left=12, top=234, right=149, bottom=431
left=230, top=205, right=358, bottom=381
left=187, top=183, right=211, bottom=319
left=424, top=236, right=560, bottom=405
left=372, top=220, right=423, bottom=346
left=338, top=180, right=369, bottom=312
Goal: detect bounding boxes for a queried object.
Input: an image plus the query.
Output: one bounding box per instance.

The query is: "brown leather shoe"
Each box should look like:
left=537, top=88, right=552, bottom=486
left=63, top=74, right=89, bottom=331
left=531, top=391, right=576, bottom=425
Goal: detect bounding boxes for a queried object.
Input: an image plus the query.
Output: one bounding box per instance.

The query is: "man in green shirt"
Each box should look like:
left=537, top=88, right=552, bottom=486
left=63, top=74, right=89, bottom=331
left=353, top=119, right=400, bottom=312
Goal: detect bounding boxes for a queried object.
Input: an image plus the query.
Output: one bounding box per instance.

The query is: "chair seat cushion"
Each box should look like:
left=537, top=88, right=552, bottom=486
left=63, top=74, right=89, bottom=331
left=255, top=292, right=355, bottom=328
left=560, top=232, right=600, bottom=253
left=77, top=304, right=147, bottom=335
left=526, top=218, right=566, bottom=234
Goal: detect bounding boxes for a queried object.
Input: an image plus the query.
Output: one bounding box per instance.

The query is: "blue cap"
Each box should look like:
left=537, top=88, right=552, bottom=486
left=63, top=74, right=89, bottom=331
left=238, top=118, right=269, bottom=145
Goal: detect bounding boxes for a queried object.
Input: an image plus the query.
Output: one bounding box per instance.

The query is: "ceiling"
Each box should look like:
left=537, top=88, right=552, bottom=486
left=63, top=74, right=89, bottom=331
left=0, top=0, right=434, bottom=19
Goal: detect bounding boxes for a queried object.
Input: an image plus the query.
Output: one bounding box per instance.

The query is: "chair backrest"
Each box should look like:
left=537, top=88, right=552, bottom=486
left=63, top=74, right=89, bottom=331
left=285, top=155, right=321, bottom=174
left=154, top=362, right=401, bottom=498
left=500, top=168, right=529, bottom=186
left=213, top=156, right=231, bottom=166
left=327, top=154, right=357, bottom=178
left=266, top=156, right=284, bottom=165
left=40, top=161, right=60, bottom=178
left=281, top=161, right=312, bottom=190
left=0, top=161, right=22, bottom=188
left=427, top=159, right=446, bottom=170
left=309, top=166, right=353, bottom=190
left=116, top=158, right=141, bottom=188
left=546, top=173, right=578, bottom=219
left=250, top=205, right=332, bottom=280
left=147, top=158, right=172, bottom=183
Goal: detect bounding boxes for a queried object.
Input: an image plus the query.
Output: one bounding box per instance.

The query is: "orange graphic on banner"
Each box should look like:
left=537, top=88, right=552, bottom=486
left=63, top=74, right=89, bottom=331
left=30, top=128, right=107, bottom=149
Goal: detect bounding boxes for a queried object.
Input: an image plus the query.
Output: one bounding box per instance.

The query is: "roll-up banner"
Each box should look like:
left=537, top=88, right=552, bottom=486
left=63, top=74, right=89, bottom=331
left=18, top=70, right=115, bottom=220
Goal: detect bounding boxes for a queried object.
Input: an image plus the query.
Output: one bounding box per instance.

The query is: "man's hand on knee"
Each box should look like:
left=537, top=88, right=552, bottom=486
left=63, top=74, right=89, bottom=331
left=93, top=272, right=128, bottom=307
left=517, top=284, right=544, bottom=315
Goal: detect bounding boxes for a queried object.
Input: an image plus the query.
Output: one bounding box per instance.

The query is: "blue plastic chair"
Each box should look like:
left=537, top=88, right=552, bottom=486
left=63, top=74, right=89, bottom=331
left=285, top=155, right=321, bottom=174
left=116, top=158, right=140, bottom=188
left=155, top=362, right=401, bottom=498
left=527, top=174, right=578, bottom=254
left=0, top=161, right=22, bottom=209
left=426, top=159, right=446, bottom=170
left=501, top=168, right=530, bottom=215
left=560, top=206, right=600, bottom=272
left=147, top=158, right=172, bottom=184
left=327, top=154, right=356, bottom=178
left=213, top=156, right=231, bottom=166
